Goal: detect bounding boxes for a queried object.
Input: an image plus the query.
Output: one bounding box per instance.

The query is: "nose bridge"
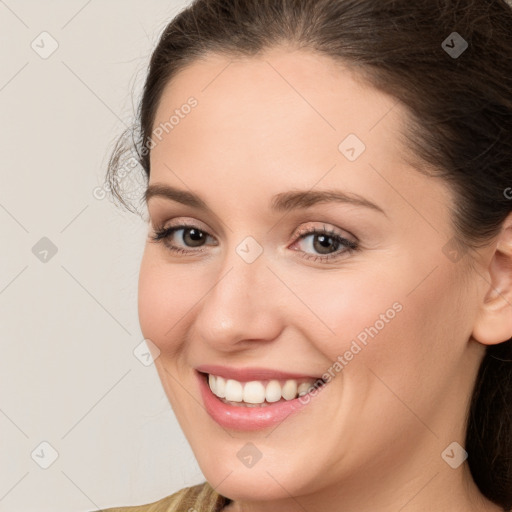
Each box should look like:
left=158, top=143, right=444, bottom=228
left=194, top=239, right=282, bottom=346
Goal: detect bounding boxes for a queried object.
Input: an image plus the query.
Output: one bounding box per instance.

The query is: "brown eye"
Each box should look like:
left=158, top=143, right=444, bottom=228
left=291, top=226, right=359, bottom=263
left=312, top=233, right=341, bottom=254
left=149, top=224, right=217, bottom=254
left=182, top=228, right=207, bottom=247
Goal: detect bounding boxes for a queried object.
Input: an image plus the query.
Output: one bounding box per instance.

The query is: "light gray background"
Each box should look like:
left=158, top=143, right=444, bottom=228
left=0, top=1, right=202, bottom=511
left=3, top=1, right=512, bottom=512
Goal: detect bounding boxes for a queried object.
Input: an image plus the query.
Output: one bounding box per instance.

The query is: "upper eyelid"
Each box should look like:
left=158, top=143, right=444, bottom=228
left=154, top=217, right=212, bottom=234
left=295, top=223, right=354, bottom=238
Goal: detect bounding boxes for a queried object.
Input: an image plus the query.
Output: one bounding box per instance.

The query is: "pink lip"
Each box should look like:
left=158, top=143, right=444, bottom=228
left=195, top=364, right=324, bottom=382
left=195, top=370, right=327, bottom=431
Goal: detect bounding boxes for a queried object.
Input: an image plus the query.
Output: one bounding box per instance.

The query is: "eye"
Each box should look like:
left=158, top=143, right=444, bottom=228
left=149, top=221, right=359, bottom=263
left=290, top=224, right=359, bottom=262
left=149, top=223, right=217, bottom=254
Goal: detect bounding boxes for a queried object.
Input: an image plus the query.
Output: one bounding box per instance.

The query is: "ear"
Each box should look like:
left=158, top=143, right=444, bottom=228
left=472, top=211, right=512, bottom=346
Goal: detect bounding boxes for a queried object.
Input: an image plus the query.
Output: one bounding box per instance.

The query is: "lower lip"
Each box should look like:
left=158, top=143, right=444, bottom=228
left=196, top=371, right=327, bottom=431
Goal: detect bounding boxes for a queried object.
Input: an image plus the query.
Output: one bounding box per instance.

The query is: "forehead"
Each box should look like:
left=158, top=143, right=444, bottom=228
left=154, top=48, right=403, bottom=153
left=150, top=46, right=407, bottom=165
left=147, top=47, right=452, bottom=229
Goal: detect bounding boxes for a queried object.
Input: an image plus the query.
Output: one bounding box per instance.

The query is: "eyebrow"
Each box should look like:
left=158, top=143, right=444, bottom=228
left=144, top=184, right=387, bottom=216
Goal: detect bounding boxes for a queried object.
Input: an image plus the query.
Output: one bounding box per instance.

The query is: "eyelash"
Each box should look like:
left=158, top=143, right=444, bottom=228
left=149, top=223, right=359, bottom=263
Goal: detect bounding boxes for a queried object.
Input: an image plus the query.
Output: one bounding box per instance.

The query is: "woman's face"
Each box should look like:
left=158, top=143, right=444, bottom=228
left=138, top=48, right=488, bottom=505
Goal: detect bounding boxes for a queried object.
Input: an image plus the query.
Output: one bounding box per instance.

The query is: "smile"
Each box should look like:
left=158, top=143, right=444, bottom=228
left=207, top=373, right=322, bottom=406
left=195, top=369, right=328, bottom=431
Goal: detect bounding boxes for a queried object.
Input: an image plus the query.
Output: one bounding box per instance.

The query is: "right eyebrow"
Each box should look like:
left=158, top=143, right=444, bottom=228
left=145, top=184, right=212, bottom=212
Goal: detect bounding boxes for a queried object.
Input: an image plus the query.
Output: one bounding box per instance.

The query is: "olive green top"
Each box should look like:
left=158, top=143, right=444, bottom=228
left=96, top=481, right=231, bottom=512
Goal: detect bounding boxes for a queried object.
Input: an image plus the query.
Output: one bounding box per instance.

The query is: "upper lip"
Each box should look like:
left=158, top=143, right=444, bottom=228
left=195, top=364, right=325, bottom=382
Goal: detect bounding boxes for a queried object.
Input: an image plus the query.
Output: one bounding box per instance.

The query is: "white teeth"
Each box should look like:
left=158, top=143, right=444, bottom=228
left=281, top=380, right=297, bottom=400
left=215, top=376, right=226, bottom=398
left=224, top=379, right=243, bottom=402
left=297, top=382, right=312, bottom=396
left=243, top=381, right=266, bottom=404
left=207, top=374, right=322, bottom=405
left=265, top=380, right=282, bottom=403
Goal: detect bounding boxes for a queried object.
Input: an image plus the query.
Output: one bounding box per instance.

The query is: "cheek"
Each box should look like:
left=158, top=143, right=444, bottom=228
left=286, top=265, right=406, bottom=364
left=137, top=251, right=205, bottom=354
left=290, top=252, right=463, bottom=384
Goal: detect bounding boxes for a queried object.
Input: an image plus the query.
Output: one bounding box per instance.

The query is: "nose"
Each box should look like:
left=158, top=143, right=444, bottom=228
left=192, top=246, right=285, bottom=351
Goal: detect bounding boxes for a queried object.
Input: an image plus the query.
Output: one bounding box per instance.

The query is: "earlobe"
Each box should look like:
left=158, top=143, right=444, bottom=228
left=472, top=212, right=512, bottom=346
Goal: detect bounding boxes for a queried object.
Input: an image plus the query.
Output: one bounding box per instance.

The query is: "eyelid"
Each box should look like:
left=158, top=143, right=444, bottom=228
left=292, top=222, right=357, bottom=243
left=153, top=216, right=213, bottom=234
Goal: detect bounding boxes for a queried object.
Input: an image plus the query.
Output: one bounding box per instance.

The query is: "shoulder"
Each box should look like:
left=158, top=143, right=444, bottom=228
left=95, top=481, right=230, bottom=512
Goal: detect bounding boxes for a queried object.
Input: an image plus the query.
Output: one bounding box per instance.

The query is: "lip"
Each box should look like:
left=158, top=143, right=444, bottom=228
left=195, top=369, right=327, bottom=431
left=195, top=364, right=324, bottom=382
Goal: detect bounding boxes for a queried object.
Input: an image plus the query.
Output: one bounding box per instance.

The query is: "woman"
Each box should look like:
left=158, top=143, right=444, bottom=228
left=99, top=0, right=512, bottom=510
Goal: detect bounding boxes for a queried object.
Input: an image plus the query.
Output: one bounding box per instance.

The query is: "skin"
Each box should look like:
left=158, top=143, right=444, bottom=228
left=137, top=46, right=512, bottom=512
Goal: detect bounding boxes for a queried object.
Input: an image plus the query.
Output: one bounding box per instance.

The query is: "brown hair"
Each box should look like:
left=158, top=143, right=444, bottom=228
left=106, top=0, right=512, bottom=509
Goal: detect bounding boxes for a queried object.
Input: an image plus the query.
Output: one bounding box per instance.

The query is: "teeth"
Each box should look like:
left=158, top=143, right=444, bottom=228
left=224, top=378, right=243, bottom=401
left=265, top=380, right=282, bottom=403
left=281, top=380, right=297, bottom=400
left=243, top=381, right=266, bottom=404
left=207, top=374, right=322, bottom=405
left=209, top=374, right=226, bottom=398
left=297, top=382, right=312, bottom=396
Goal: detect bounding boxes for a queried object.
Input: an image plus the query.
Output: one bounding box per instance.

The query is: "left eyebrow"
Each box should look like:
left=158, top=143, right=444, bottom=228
left=144, top=184, right=387, bottom=217
left=271, top=189, right=387, bottom=217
